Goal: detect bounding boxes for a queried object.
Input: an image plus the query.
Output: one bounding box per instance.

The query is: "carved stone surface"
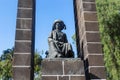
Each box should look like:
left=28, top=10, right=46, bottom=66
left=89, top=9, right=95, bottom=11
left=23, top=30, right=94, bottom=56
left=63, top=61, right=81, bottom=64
left=59, top=76, right=69, bottom=80
left=13, top=54, right=31, bottom=66
left=13, top=67, right=31, bottom=80
left=18, top=0, right=32, bottom=7
left=42, top=60, right=63, bottom=75
left=64, top=59, right=84, bottom=75
left=89, top=67, right=107, bottom=79
left=17, top=9, right=33, bottom=18
left=14, top=42, right=31, bottom=53
left=41, top=58, right=85, bottom=80
left=16, top=19, right=32, bottom=29
left=71, top=76, right=85, bottom=80
left=15, top=30, right=32, bottom=40
left=42, top=76, right=57, bottom=80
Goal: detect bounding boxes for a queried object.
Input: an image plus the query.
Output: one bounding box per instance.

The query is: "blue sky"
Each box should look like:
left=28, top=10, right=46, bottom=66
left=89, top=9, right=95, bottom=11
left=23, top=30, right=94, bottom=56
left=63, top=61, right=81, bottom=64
left=0, top=0, right=76, bottom=58
left=0, top=0, right=17, bottom=55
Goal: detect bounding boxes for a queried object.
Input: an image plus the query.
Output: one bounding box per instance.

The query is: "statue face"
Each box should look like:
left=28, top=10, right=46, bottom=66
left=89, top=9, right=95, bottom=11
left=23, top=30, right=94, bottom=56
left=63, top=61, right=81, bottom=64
left=55, top=22, right=63, bottom=30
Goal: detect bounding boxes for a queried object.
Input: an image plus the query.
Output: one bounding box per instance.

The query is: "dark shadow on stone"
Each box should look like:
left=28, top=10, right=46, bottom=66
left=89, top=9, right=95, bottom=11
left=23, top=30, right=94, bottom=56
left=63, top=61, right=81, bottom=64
left=84, top=59, right=103, bottom=80
left=65, top=50, right=74, bottom=58
left=84, top=59, right=89, bottom=80
left=81, top=41, right=84, bottom=60
left=89, top=73, right=101, bottom=79
left=73, top=0, right=81, bottom=58
left=80, top=41, right=88, bottom=80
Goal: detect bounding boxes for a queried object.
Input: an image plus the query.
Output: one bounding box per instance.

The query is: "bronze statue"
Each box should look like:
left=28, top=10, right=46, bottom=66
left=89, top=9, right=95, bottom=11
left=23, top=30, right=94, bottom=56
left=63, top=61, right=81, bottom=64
left=46, top=20, right=74, bottom=58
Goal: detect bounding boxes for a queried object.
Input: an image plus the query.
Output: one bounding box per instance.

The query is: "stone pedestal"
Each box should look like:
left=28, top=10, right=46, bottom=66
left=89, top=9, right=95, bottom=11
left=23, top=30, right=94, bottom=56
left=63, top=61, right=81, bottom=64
left=41, top=58, right=85, bottom=80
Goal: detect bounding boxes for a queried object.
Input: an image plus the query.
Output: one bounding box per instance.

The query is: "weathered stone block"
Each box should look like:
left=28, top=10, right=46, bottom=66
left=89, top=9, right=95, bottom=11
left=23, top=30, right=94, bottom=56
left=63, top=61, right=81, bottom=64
left=16, top=19, right=32, bottom=29
left=15, top=30, right=32, bottom=40
left=83, top=43, right=103, bottom=59
left=64, top=59, right=84, bottom=75
left=88, top=55, right=104, bottom=66
left=86, top=33, right=101, bottom=42
left=84, top=12, right=97, bottom=21
left=76, top=0, right=81, bottom=8
left=59, top=76, right=69, bottom=80
left=89, top=67, right=106, bottom=79
left=13, top=54, right=31, bottom=66
left=18, top=0, right=32, bottom=8
left=71, top=76, right=85, bottom=80
left=85, top=22, right=99, bottom=31
left=14, top=42, right=31, bottom=53
left=42, top=59, right=63, bottom=75
left=83, top=3, right=96, bottom=11
left=42, top=76, right=57, bottom=80
left=17, top=9, right=32, bottom=18
left=79, top=25, right=85, bottom=39
left=83, top=44, right=88, bottom=59
left=80, top=34, right=87, bottom=46
left=13, top=67, right=30, bottom=80
left=87, top=43, right=102, bottom=53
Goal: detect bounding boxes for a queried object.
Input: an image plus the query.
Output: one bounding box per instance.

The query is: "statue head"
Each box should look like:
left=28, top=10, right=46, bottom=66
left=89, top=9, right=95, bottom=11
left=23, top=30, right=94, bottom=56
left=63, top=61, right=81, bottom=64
left=52, top=19, right=66, bottom=31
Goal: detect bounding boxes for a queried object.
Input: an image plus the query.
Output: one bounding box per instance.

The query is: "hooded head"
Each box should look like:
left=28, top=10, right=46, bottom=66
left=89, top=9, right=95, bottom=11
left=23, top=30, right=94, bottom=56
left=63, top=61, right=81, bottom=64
left=52, top=19, right=66, bottom=31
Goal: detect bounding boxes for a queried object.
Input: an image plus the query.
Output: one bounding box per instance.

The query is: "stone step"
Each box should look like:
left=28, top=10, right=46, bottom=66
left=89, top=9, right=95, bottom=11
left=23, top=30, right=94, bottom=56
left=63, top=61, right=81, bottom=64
left=41, top=58, right=85, bottom=80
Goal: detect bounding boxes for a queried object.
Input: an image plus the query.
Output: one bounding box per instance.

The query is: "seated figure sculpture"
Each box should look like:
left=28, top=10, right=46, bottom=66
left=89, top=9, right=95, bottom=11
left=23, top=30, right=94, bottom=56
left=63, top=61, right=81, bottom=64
left=46, top=20, right=74, bottom=58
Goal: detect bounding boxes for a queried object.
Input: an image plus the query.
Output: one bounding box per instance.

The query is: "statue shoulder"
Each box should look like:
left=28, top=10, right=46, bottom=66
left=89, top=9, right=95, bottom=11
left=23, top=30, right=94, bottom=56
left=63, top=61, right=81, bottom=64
left=50, top=30, right=55, bottom=34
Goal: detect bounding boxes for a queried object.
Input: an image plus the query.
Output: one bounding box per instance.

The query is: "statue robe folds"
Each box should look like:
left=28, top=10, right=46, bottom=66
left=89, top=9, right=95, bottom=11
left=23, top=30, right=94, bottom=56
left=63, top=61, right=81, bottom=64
left=48, top=30, right=74, bottom=58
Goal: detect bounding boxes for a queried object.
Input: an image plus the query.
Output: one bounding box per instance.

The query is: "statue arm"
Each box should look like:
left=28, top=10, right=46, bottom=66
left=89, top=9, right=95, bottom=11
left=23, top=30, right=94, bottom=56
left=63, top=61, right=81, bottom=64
left=48, top=37, right=59, bottom=43
left=48, top=32, right=53, bottom=42
left=48, top=31, right=66, bottom=44
left=48, top=31, right=58, bottom=43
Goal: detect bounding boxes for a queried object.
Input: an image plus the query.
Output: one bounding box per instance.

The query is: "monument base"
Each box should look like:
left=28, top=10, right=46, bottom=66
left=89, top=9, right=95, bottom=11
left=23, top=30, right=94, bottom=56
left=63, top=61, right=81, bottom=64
left=41, top=58, right=85, bottom=80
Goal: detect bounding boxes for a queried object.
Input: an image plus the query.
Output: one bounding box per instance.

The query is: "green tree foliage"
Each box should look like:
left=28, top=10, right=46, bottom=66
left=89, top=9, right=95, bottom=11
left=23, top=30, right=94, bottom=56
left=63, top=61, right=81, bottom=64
left=96, top=0, right=120, bottom=80
left=34, top=50, right=43, bottom=80
left=0, top=48, right=42, bottom=80
left=0, top=48, right=13, bottom=80
left=72, top=34, right=76, bottom=45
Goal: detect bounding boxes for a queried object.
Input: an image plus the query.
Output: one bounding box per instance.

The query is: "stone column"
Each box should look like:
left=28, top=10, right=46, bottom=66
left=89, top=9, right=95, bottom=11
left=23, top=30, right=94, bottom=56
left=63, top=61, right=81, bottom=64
left=74, top=0, right=106, bottom=80
left=13, top=0, right=35, bottom=80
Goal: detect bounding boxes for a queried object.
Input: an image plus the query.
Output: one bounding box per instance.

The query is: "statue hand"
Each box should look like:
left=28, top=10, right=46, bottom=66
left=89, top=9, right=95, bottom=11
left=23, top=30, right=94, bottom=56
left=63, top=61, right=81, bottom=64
left=53, top=40, right=64, bottom=44
left=59, top=42, right=64, bottom=44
